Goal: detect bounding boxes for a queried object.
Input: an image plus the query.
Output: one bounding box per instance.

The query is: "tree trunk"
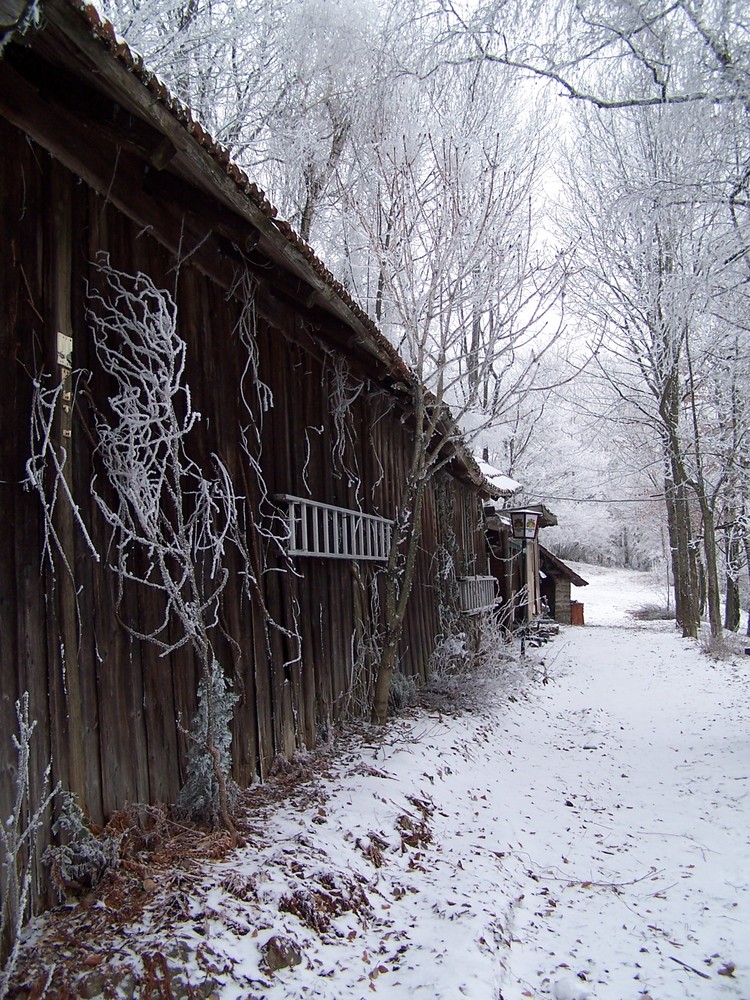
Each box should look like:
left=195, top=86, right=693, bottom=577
left=725, top=572, right=741, bottom=632
left=722, top=530, right=741, bottom=632
left=660, top=373, right=701, bottom=638
left=665, top=458, right=700, bottom=639
left=663, top=475, right=682, bottom=623
left=699, top=503, right=722, bottom=640
left=371, top=475, right=426, bottom=725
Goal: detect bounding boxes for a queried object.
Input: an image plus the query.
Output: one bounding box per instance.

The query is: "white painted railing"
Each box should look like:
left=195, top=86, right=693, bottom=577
left=457, top=575, right=498, bottom=614
left=278, top=494, right=393, bottom=562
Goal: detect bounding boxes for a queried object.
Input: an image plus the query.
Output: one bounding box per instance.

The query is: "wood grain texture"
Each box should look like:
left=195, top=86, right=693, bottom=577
left=0, top=12, right=492, bottom=933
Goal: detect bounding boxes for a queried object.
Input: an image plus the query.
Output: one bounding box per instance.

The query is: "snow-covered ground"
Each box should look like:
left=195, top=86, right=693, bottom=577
left=11, top=566, right=750, bottom=999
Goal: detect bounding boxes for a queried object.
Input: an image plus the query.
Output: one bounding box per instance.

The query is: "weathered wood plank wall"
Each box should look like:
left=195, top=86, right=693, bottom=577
left=1, top=108, right=488, bottom=849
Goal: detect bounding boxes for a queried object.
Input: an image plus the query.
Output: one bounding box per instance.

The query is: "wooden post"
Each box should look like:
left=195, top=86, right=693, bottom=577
left=49, top=164, right=87, bottom=805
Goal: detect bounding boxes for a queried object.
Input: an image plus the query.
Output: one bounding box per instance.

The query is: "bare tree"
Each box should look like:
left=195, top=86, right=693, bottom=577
left=557, top=90, right=750, bottom=636
left=331, top=60, right=565, bottom=721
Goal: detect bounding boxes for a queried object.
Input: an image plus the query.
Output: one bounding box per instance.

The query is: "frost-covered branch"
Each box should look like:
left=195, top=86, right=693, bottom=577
left=328, top=355, right=364, bottom=497
left=0, top=694, right=61, bottom=999
left=25, top=375, right=99, bottom=575
left=88, top=254, right=245, bottom=829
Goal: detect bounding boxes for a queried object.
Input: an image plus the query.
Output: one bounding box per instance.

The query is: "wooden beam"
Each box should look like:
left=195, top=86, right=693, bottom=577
left=48, top=162, right=87, bottom=804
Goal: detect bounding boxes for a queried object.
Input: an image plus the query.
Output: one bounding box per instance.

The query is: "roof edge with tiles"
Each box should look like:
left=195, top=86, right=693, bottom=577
left=4, top=0, right=499, bottom=496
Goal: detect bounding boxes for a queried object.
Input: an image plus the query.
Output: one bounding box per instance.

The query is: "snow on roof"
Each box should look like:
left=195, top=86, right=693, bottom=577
left=477, top=462, right=522, bottom=496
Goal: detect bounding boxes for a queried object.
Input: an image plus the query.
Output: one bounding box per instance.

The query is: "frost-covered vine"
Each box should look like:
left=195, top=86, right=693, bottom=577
left=230, top=267, right=303, bottom=667
left=231, top=267, right=273, bottom=423
left=0, top=695, right=61, bottom=999
left=364, top=392, right=394, bottom=503
left=302, top=425, right=324, bottom=495
left=88, top=254, right=242, bottom=830
left=24, top=374, right=99, bottom=575
left=328, top=355, right=363, bottom=495
left=339, top=563, right=383, bottom=719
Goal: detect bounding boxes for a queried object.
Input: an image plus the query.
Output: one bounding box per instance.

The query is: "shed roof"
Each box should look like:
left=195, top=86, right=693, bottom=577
left=1, top=0, right=500, bottom=497
left=477, top=462, right=522, bottom=497
left=539, top=546, right=589, bottom=587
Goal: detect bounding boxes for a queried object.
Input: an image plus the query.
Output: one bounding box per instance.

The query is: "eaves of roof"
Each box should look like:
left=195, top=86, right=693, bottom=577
left=538, top=545, right=589, bottom=587
left=2, top=0, right=496, bottom=496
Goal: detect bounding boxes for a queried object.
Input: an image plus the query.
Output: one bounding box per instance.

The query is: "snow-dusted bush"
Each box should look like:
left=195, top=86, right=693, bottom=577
left=474, top=611, right=534, bottom=699
left=422, top=609, right=535, bottom=713
left=630, top=602, right=675, bottom=622
left=0, top=695, right=60, bottom=998
left=428, top=632, right=471, bottom=679
left=388, top=670, right=418, bottom=715
left=177, top=661, right=238, bottom=824
left=699, top=628, right=737, bottom=662
left=44, top=792, right=120, bottom=897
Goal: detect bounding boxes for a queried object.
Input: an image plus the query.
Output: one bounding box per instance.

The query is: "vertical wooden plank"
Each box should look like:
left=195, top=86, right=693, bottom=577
left=66, top=180, right=103, bottom=821
left=296, top=359, right=321, bottom=746
left=45, top=160, right=87, bottom=806
left=257, top=316, right=293, bottom=759
left=218, top=284, right=261, bottom=786
left=0, top=123, right=30, bottom=832
left=84, top=204, right=153, bottom=813
left=282, top=341, right=311, bottom=752
left=237, top=308, right=274, bottom=778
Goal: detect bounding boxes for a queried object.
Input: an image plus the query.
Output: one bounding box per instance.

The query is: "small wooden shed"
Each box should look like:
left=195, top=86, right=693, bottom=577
left=539, top=546, right=589, bottom=625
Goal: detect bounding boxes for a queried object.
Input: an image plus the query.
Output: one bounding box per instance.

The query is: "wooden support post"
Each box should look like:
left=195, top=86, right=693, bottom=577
left=49, top=164, right=87, bottom=805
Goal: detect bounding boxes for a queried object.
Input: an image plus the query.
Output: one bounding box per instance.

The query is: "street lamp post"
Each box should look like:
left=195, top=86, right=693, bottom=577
left=508, top=508, right=541, bottom=655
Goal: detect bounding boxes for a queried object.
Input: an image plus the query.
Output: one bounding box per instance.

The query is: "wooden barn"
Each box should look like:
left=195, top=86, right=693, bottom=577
left=0, top=0, right=500, bottom=914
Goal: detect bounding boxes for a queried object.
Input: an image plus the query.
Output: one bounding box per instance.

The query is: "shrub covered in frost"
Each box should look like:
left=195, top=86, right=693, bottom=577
left=388, top=670, right=418, bottom=715
left=44, top=792, right=120, bottom=896
left=176, top=661, right=238, bottom=824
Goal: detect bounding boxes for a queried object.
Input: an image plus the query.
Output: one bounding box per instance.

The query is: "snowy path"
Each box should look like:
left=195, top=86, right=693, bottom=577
left=14, top=587, right=750, bottom=1000
left=498, top=622, right=750, bottom=999
left=187, top=617, right=749, bottom=1000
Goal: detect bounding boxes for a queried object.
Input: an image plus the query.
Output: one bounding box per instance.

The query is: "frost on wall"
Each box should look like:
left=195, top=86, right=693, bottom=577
left=87, top=254, right=246, bottom=829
